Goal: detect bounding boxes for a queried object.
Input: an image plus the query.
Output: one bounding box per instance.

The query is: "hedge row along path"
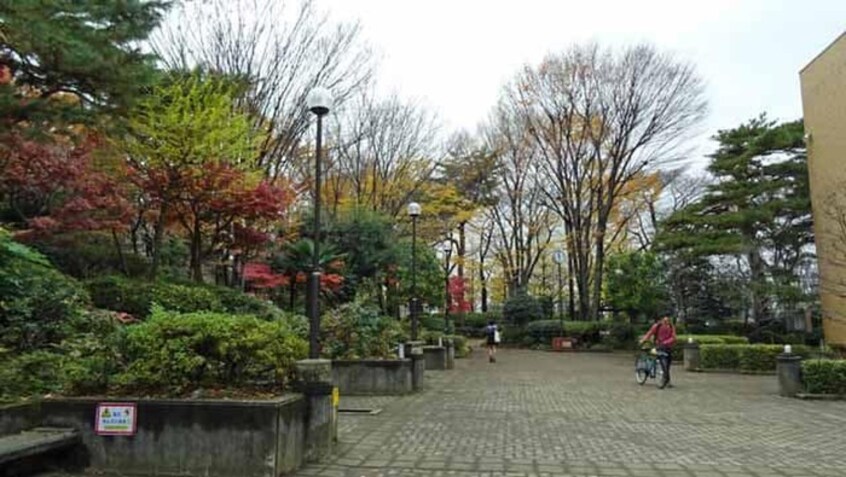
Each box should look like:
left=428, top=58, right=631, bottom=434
left=296, top=348, right=846, bottom=477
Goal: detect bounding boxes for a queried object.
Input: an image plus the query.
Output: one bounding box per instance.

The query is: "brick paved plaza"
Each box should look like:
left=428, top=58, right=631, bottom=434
left=296, top=348, right=846, bottom=477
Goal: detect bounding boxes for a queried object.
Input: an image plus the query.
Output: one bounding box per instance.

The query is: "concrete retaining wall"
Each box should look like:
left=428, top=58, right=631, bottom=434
left=331, top=359, right=413, bottom=395
left=1, top=395, right=307, bottom=477
left=423, top=346, right=447, bottom=370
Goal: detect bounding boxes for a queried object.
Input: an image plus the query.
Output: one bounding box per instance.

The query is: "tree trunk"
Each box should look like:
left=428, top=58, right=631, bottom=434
left=592, top=224, right=607, bottom=321
left=111, top=229, right=129, bottom=277
left=150, top=202, right=169, bottom=279
left=190, top=217, right=203, bottom=283
left=457, top=222, right=466, bottom=327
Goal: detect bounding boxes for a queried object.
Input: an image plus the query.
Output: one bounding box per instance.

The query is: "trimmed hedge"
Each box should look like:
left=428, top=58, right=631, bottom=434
left=802, top=360, right=846, bottom=395
left=699, top=344, right=810, bottom=372
left=671, top=335, right=749, bottom=361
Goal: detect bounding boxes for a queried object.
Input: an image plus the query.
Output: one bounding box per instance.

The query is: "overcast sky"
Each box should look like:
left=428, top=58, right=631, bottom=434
left=317, top=0, right=846, bottom=169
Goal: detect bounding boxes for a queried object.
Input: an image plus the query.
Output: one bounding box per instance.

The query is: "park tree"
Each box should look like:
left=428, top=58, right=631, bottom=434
left=484, top=97, right=557, bottom=297
left=328, top=93, right=440, bottom=218
left=604, top=250, right=669, bottom=322
left=121, top=71, right=263, bottom=280
left=658, top=116, right=813, bottom=324
left=0, top=0, right=169, bottom=132
left=153, top=0, right=373, bottom=180
left=503, top=43, right=707, bottom=320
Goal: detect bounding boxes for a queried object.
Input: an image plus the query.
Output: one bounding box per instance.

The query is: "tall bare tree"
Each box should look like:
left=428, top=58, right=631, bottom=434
left=504, top=43, right=706, bottom=319
left=327, top=92, right=440, bottom=218
left=484, top=101, right=557, bottom=296
left=151, top=0, right=374, bottom=181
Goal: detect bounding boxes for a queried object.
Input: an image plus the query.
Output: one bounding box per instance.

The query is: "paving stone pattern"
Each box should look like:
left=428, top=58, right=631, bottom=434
left=297, top=348, right=846, bottom=477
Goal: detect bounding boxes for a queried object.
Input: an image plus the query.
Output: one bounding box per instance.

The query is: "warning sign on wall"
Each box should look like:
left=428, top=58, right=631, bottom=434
left=95, top=403, right=137, bottom=436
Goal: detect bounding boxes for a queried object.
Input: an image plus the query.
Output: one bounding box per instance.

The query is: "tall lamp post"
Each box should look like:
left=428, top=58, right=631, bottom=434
left=306, top=87, right=332, bottom=359
left=408, top=202, right=421, bottom=341
left=552, top=249, right=566, bottom=329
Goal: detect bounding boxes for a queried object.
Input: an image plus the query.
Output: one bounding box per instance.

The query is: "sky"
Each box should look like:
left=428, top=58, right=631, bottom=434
left=317, top=0, right=846, bottom=170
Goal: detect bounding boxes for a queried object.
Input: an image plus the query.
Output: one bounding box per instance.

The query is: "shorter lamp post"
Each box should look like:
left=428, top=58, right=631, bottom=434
left=552, top=249, right=566, bottom=330
left=408, top=202, right=421, bottom=341
left=441, top=242, right=452, bottom=334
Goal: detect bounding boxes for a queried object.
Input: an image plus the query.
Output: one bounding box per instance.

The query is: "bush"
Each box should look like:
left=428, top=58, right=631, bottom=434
left=462, top=312, right=499, bottom=328
left=113, top=307, right=307, bottom=394
left=87, top=276, right=293, bottom=320
left=0, top=351, right=65, bottom=401
left=30, top=232, right=149, bottom=279
left=700, top=344, right=811, bottom=372
left=420, top=314, right=446, bottom=333
left=802, top=360, right=846, bottom=395
left=503, top=292, right=543, bottom=326
left=321, top=302, right=407, bottom=360
left=1, top=230, right=91, bottom=353
left=525, top=320, right=565, bottom=345
left=449, top=335, right=472, bottom=358
left=670, top=334, right=749, bottom=361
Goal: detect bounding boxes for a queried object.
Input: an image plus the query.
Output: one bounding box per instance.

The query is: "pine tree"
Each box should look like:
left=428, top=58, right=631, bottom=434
left=657, top=115, right=813, bottom=324
left=0, top=0, right=170, bottom=131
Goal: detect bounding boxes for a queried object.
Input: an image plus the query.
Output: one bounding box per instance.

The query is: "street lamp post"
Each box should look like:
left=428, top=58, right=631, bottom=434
left=408, top=202, right=421, bottom=341
left=441, top=242, right=452, bottom=335
left=552, top=249, right=566, bottom=329
left=306, top=87, right=332, bottom=359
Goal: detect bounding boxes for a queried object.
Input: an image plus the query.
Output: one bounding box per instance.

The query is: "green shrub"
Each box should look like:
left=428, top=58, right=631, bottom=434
left=700, top=345, right=742, bottom=369
left=321, top=302, right=407, bottom=360
left=0, top=351, right=64, bottom=401
left=525, top=320, right=565, bottom=345
left=87, top=276, right=292, bottom=320
left=700, top=344, right=811, bottom=372
left=503, top=292, right=543, bottom=325
left=802, top=360, right=846, bottom=395
left=215, top=287, right=286, bottom=321
left=449, top=335, right=472, bottom=358
left=462, top=312, right=499, bottom=328
left=86, top=275, right=154, bottom=317
left=420, top=314, right=446, bottom=332
left=30, top=232, right=149, bottom=279
left=0, top=230, right=91, bottom=352
left=114, top=307, right=307, bottom=394
left=670, top=335, right=750, bottom=361
left=151, top=282, right=222, bottom=314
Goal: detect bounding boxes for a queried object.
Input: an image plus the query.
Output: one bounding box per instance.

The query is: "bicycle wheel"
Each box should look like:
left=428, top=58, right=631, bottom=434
left=635, top=354, right=649, bottom=385
left=656, top=355, right=670, bottom=389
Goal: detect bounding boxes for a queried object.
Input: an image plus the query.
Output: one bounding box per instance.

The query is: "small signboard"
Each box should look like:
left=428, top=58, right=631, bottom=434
left=95, top=402, right=137, bottom=436
left=332, top=387, right=340, bottom=408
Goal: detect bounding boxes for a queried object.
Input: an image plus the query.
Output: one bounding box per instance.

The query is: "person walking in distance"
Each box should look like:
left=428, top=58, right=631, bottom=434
left=485, top=320, right=500, bottom=363
left=639, top=314, right=677, bottom=387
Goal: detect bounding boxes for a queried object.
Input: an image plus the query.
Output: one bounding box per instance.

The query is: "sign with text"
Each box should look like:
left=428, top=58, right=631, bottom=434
left=95, top=403, right=137, bottom=436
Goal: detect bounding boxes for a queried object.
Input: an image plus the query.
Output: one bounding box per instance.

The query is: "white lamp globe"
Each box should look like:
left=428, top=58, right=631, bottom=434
left=408, top=202, right=421, bottom=217
left=307, top=87, right=332, bottom=115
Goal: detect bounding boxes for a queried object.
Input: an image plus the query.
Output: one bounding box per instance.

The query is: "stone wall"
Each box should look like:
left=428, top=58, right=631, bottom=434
left=1, top=396, right=307, bottom=477
left=331, top=359, right=413, bottom=395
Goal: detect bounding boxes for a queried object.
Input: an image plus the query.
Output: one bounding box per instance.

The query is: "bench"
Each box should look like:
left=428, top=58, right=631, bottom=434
left=0, top=427, right=80, bottom=466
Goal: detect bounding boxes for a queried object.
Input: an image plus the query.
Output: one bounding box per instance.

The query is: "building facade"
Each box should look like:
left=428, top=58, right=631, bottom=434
left=800, top=32, right=846, bottom=349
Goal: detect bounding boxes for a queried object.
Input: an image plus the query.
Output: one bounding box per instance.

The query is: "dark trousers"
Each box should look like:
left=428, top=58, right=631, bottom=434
left=657, top=346, right=672, bottom=382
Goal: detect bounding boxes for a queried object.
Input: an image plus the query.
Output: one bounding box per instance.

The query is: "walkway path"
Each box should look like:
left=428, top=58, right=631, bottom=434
left=296, top=348, right=846, bottom=477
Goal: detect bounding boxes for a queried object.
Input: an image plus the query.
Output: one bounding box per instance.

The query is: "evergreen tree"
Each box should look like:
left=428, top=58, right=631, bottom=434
left=658, top=115, right=813, bottom=323
left=0, top=0, right=170, bottom=131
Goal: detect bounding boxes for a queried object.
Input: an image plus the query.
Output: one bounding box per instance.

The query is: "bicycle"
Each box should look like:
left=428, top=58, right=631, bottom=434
left=635, top=347, right=670, bottom=389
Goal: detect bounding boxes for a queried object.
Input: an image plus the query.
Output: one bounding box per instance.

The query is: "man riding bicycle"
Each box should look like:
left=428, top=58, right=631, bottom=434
left=639, top=314, right=677, bottom=388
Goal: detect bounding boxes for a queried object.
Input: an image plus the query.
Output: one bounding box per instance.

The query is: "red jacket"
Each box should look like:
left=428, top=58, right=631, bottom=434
left=644, top=322, right=676, bottom=348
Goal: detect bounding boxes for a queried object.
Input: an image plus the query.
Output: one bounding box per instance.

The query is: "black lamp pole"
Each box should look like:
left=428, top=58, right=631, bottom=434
left=409, top=202, right=421, bottom=341
left=306, top=88, right=331, bottom=359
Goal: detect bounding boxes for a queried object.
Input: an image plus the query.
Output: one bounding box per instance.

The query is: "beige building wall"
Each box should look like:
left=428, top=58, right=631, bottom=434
left=800, top=32, right=846, bottom=348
